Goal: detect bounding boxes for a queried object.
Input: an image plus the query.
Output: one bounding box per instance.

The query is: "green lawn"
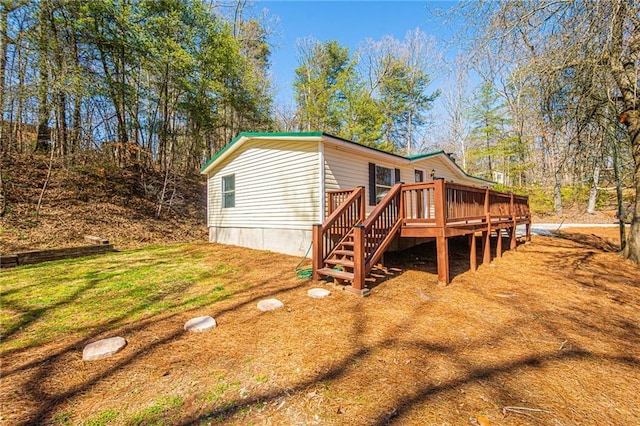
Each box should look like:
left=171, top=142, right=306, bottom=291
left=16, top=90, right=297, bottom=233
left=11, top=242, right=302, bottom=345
left=0, top=244, right=232, bottom=353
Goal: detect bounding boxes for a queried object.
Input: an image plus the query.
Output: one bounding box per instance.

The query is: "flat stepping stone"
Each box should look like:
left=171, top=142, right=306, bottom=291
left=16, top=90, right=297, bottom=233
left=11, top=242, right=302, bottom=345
left=257, top=298, right=284, bottom=312
left=184, top=316, right=218, bottom=332
left=307, top=288, right=331, bottom=299
left=83, top=336, right=127, bottom=361
left=184, top=316, right=217, bottom=332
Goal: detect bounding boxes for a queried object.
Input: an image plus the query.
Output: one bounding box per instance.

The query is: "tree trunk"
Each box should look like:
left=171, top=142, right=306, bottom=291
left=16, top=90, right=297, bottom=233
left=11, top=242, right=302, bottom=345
left=612, top=136, right=626, bottom=252
left=35, top=3, right=51, bottom=152
left=0, top=163, right=5, bottom=216
left=620, top=109, right=640, bottom=262
left=553, top=168, right=562, bottom=214
left=587, top=163, right=600, bottom=214
left=0, top=7, right=8, bottom=154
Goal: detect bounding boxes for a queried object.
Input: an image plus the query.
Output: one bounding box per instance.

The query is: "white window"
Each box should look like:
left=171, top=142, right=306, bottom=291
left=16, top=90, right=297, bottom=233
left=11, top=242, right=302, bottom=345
left=375, top=165, right=393, bottom=203
left=222, top=174, right=235, bottom=208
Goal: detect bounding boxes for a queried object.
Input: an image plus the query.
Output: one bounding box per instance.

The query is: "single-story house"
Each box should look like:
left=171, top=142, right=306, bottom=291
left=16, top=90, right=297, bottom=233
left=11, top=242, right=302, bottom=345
left=200, top=132, right=492, bottom=256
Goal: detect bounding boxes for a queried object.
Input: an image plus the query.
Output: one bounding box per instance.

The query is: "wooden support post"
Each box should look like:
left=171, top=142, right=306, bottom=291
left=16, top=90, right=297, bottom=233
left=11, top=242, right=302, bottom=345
left=526, top=222, right=532, bottom=242
left=436, top=235, right=450, bottom=285
left=469, top=232, right=477, bottom=272
left=510, top=226, right=517, bottom=250
left=496, top=228, right=503, bottom=258
left=312, top=224, right=322, bottom=280
left=482, top=229, right=492, bottom=265
left=352, top=225, right=366, bottom=292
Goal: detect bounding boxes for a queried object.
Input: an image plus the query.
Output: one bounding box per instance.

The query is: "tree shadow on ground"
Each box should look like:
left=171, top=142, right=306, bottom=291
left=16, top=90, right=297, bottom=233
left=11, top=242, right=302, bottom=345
left=4, top=236, right=639, bottom=425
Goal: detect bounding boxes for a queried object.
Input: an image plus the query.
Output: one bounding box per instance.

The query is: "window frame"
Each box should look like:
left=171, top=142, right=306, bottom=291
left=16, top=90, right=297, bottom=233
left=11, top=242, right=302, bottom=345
left=221, top=174, right=235, bottom=208
left=375, top=165, right=394, bottom=204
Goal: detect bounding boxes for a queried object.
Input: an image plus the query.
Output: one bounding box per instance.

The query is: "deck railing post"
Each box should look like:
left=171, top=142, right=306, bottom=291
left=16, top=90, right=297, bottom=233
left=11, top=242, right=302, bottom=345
left=510, top=193, right=517, bottom=250
left=399, top=184, right=406, bottom=222
left=434, top=178, right=446, bottom=228
left=352, top=225, right=365, bottom=292
left=312, top=224, right=323, bottom=280
left=358, top=186, right=366, bottom=222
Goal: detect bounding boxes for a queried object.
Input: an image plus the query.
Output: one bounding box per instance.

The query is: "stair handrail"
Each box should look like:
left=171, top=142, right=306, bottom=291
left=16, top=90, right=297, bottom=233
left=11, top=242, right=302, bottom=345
left=360, top=182, right=404, bottom=272
left=312, top=187, right=365, bottom=279
left=321, top=186, right=365, bottom=234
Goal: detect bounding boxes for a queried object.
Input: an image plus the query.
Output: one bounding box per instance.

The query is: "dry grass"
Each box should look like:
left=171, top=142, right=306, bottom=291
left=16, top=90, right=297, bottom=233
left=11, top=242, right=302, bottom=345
left=1, top=229, right=639, bottom=425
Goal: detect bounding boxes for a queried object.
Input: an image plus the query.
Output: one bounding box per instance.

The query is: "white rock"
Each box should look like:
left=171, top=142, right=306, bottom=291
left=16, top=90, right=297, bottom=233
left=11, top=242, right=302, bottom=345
left=184, top=316, right=217, bottom=332
left=307, top=288, right=331, bottom=299
left=257, top=298, right=284, bottom=312
left=82, top=336, right=127, bottom=361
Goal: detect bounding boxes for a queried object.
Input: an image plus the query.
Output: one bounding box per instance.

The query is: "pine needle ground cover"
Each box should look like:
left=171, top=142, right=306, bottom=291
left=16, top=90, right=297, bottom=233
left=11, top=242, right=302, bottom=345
left=1, top=230, right=638, bottom=425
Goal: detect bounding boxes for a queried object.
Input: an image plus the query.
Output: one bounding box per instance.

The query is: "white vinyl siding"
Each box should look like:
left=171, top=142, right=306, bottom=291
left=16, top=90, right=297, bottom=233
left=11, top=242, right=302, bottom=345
left=323, top=145, right=487, bottom=214
left=324, top=145, right=401, bottom=212
left=207, top=139, right=319, bottom=230
left=411, top=156, right=484, bottom=186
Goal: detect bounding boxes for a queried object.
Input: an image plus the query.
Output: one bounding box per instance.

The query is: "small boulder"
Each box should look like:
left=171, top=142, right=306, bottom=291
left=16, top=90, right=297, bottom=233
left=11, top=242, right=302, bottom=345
left=257, top=298, right=284, bottom=312
left=83, top=336, right=127, bottom=361
left=184, top=316, right=217, bottom=332
left=307, top=288, right=331, bottom=299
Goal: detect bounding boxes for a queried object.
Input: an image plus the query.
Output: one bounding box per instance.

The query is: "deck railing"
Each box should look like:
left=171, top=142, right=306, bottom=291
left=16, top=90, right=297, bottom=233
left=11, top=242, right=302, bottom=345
left=314, top=179, right=531, bottom=290
left=513, top=195, right=531, bottom=218
left=444, top=183, right=486, bottom=222
left=312, top=187, right=365, bottom=276
left=489, top=191, right=513, bottom=219
left=400, top=180, right=531, bottom=225
left=402, top=182, right=436, bottom=222
left=327, top=189, right=357, bottom=216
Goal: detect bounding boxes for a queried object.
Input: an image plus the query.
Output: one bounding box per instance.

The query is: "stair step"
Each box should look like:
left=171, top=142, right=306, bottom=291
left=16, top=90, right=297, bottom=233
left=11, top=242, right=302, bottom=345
left=333, top=249, right=354, bottom=256
left=325, top=258, right=355, bottom=267
left=317, top=267, right=354, bottom=281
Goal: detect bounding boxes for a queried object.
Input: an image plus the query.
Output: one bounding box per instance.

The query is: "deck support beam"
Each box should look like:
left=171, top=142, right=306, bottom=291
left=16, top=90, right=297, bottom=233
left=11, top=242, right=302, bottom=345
left=496, top=229, right=503, bottom=258
left=469, top=233, right=477, bottom=272
left=312, top=224, right=322, bottom=281
left=482, top=230, right=491, bottom=265
left=510, top=226, right=517, bottom=250
left=436, top=235, right=450, bottom=285
left=352, top=225, right=366, bottom=292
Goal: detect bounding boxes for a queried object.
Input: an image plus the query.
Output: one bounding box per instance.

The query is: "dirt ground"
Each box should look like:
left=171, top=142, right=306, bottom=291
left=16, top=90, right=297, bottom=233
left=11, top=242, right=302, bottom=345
left=0, top=153, right=208, bottom=253
left=2, top=227, right=639, bottom=425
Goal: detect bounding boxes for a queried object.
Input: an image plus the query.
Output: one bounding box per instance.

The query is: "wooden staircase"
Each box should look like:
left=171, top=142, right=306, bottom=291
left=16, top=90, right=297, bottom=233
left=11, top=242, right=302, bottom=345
left=313, top=184, right=404, bottom=295
left=316, top=229, right=358, bottom=281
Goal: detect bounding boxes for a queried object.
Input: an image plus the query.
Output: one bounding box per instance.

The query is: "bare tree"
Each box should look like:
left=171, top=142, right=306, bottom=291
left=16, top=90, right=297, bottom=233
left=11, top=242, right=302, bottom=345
left=465, top=0, right=640, bottom=261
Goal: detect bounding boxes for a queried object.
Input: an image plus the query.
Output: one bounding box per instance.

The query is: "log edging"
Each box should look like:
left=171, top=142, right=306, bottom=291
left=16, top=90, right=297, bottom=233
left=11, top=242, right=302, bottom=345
left=1, top=241, right=114, bottom=270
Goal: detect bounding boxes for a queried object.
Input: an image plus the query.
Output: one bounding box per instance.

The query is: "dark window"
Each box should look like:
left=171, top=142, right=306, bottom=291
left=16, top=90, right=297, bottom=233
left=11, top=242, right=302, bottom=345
left=375, top=165, right=393, bottom=203
left=415, top=170, right=424, bottom=182
left=369, top=163, right=400, bottom=205
left=222, top=174, right=235, bottom=208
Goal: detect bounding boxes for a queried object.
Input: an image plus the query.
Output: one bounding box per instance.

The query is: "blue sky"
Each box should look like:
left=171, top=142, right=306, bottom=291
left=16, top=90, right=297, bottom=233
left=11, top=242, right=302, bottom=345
left=253, top=1, right=461, bottom=107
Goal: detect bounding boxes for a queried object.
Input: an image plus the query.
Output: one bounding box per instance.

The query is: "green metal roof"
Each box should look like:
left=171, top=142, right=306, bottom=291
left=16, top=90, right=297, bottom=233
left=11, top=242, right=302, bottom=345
left=406, top=150, right=446, bottom=160
left=200, top=132, right=323, bottom=173
left=200, top=131, right=494, bottom=184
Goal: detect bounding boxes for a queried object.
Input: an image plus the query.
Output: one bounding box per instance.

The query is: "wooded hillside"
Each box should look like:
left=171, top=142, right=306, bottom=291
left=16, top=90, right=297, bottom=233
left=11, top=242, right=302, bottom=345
left=0, top=0, right=638, bottom=261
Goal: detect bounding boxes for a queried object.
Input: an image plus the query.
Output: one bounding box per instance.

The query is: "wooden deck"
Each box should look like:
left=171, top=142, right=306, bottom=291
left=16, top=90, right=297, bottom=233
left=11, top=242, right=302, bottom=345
left=312, top=179, right=531, bottom=295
